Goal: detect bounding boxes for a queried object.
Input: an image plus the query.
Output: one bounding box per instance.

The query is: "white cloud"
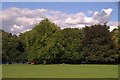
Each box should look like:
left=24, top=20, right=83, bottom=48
left=65, top=12, right=85, bottom=24
left=93, top=8, right=113, bottom=24
left=107, top=21, right=119, bottom=31
left=1, top=7, right=117, bottom=35
left=10, top=28, right=14, bottom=31
left=84, top=17, right=98, bottom=24
left=102, top=8, right=113, bottom=15
left=16, top=17, right=43, bottom=26
left=13, top=25, right=22, bottom=29
left=87, top=10, right=93, bottom=14
left=75, top=24, right=86, bottom=29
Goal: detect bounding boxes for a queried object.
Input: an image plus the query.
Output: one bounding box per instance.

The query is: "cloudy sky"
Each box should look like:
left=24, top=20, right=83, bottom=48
left=1, top=2, right=119, bottom=35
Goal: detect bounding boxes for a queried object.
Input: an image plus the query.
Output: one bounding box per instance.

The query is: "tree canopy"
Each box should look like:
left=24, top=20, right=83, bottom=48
left=2, top=19, right=119, bottom=64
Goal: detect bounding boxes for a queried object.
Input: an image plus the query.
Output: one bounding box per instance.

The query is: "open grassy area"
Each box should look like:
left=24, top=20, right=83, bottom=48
left=2, top=64, right=118, bottom=78
left=0, top=65, right=2, bottom=78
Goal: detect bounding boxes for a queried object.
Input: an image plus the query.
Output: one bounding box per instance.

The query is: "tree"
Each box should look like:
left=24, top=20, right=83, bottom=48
left=24, top=18, right=61, bottom=64
left=118, top=26, right=120, bottom=63
left=82, top=24, right=118, bottom=63
left=118, top=26, right=120, bottom=48
left=112, top=26, right=120, bottom=63
left=2, top=19, right=118, bottom=64
left=59, top=28, right=83, bottom=64
left=2, top=30, right=24, bottom=63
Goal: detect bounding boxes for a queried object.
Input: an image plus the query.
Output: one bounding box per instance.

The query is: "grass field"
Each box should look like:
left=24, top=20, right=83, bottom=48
left=0, top=65, right=1, bottom=78
left=2, top=64, right=118, bottom=78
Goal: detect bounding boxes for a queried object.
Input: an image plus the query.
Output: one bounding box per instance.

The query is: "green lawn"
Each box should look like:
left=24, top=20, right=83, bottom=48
left=2, top=64, right=118, bottom=78
left=0, top=65, right=2, bottom=78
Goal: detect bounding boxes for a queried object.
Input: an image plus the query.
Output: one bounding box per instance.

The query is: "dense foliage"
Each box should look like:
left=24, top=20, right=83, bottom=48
left=82, top=24, right=118, bottom=63
left=2, top=19, right=119, bottom=64
left=1, top=30, right=24, bottom=63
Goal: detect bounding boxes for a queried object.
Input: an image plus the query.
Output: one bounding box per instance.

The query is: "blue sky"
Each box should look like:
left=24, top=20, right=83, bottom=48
left=2, top=2, right=118, bottom=21
left=2, top=0, right=119, bottom=2
left=1, top=2, right=119, bottom=35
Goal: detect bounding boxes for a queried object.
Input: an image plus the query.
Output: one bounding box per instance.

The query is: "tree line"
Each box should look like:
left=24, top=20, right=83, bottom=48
left=1, top=18, right=120, bottom=64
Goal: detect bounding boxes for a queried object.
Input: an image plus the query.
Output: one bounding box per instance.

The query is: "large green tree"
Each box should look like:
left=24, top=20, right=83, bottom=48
left=59, top=28, right=83, bottom=63
left=24, top=18, right=61, bottom=64
left=82, top=24, right=118, bottom=63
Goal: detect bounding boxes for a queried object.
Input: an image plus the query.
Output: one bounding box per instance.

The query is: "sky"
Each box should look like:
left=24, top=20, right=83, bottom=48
left=2, top=0, right=120, bottom=2
left=1, top=2, right=119, bottom=35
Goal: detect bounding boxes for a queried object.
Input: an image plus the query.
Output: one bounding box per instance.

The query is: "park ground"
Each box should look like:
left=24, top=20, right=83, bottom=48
left=2, top=64, right=118, bottom=78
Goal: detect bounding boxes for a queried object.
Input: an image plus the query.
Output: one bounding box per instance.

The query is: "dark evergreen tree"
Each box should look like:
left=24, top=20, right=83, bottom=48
left=82, top=24, right=118, bottom=63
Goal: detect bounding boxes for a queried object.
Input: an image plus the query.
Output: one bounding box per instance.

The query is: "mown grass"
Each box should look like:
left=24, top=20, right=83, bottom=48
left=0, top=65, right=2, bottom=79
left=2, top=64, right=118, bottom=78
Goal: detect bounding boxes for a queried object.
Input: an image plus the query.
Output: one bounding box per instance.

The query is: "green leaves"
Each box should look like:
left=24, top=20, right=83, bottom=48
left=2, top=30, right=24, bottom=63
left=59, top=28, right=83, bottom=63
left=2, top=19, right=119, bottom=64
left=82, top=24, right=118, bottom=63
left=21, top=18, right=61, bottom=63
